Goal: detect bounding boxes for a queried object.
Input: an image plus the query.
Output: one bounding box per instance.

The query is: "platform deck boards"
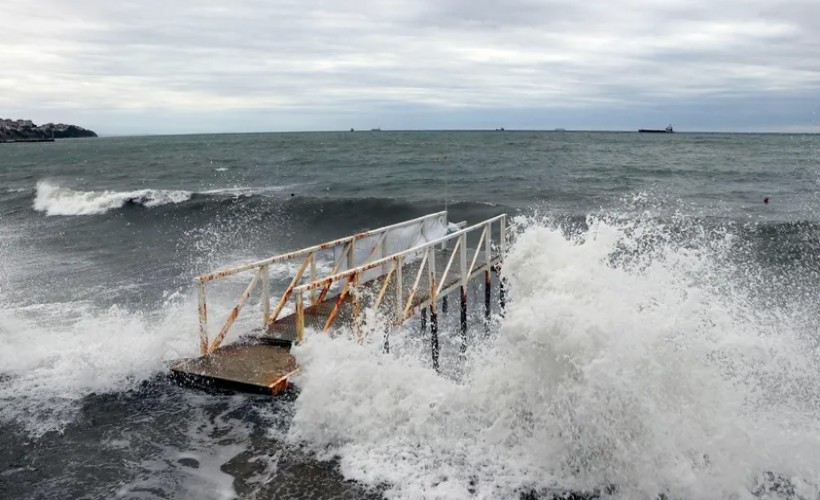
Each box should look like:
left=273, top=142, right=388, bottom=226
left=170, top=343, right=297, bottom=394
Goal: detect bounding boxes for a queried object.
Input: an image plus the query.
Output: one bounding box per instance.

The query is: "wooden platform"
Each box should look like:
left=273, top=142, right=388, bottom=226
left=170, top=343, right=298, bottom=394
left=171, top=251, right=500, bottom=394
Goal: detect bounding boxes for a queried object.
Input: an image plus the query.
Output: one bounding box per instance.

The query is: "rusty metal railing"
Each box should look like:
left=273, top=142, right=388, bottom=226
left=289, top=214, right=507, bottom=345
left=195, top=211, right=448, bottom=355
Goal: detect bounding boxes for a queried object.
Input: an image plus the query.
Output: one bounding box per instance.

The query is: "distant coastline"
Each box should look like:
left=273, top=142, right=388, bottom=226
left=0, top=118, right=97, bottom=143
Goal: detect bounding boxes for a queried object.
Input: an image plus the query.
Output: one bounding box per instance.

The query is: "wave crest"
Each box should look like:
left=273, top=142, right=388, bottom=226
left=33, top=181, right=191, bottom=216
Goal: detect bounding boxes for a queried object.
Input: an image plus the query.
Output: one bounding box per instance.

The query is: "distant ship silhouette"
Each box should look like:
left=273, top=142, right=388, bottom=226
left=639, top=124, right=674, bottom=133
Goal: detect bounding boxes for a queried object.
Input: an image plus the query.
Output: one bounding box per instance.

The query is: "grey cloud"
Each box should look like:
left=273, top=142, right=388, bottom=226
left=1, top=0, right=818, bottom=133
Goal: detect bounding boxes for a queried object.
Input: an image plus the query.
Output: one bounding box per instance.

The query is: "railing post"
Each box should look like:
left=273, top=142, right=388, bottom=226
left=198, top=281, right=208, bottom=356
left=395, top=256, right=403, bottom=323
left=296, top=291, right=305, bottom=344
left=428, top=248, right=439, bottom=371
left=309, top=253, right=317, bottom=305
left=261, top=264, right=270, bottom=328
left=484, top=222, right=492, bottom=322
left=459, top=232, right=468, bottom=353
left=352, top=272, right=361, bottom=338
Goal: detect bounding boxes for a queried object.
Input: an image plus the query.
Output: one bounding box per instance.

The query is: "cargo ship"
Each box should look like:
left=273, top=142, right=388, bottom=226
left=639, top=125, right=674, bottom=133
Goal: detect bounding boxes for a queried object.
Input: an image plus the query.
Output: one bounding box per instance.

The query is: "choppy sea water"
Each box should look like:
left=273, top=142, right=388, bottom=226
left=1, top=131, right=820, bottom=499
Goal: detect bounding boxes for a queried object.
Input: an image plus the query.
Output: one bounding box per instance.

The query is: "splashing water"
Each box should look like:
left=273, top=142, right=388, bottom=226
left=288, top=214, right=820, bottom=499
left=0, top=296, right=199, bottom=437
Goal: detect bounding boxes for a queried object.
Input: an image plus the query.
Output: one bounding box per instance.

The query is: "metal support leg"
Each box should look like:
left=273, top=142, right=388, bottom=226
left=460, top=287, right=467, bottom=354
left=499, top=277, right=506, bottom=317
left=430, top=305, right=439, bottom=371
left=484, top=269, right=491, bottom=321
left=442, top=295, right=448, bottom=314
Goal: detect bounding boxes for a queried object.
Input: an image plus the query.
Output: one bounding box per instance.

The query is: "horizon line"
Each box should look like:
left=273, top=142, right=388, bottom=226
left=95, top=128, right=820, bottom=138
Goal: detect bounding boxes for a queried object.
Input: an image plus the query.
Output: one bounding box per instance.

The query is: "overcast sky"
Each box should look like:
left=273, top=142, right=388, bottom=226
left=2, top=0, right=819, bottom=134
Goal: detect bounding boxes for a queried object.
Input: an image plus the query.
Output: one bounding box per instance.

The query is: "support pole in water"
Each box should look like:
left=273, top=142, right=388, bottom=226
left=442, top=295, right=448, bottom=314
left=421, top=307, right=427, bottom=331
left=429, top=249, right=439, bottom=371
left=459, top=231, right=467, bottom=353
left=460, top=286, right=467, bottom=353
left=499, top=273, right=506, bottom=317
left=430, top=304, right=439, bottom=371
left=483, top=221, right=492, bottom=328
left=484, top=268, right=491, bottom=321
left=383, top=325, right=390, bottom=353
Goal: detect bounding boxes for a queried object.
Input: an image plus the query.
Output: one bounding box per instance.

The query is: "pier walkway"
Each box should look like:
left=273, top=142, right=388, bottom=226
left=170, top=212, right=508, bottom=394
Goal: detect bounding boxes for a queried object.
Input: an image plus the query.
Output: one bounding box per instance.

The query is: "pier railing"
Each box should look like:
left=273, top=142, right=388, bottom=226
left=194, top=211, right=509, bottom=361
left=195, top=211, right=449, bottom=355
left=287, top=215, right=507, bottom=353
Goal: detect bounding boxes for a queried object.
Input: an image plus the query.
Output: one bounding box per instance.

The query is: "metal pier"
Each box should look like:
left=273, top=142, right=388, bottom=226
left=170, top=212, right=508, bottom=394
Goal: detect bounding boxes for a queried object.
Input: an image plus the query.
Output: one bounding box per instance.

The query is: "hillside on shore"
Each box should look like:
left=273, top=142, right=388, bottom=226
left=0, top=118, right=97, bottom=142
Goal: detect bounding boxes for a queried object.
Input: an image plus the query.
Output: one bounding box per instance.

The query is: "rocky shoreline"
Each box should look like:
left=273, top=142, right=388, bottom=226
left=0, top=118, right=97, bottom=143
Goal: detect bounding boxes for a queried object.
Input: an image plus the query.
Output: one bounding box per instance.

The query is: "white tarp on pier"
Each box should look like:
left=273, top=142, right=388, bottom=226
left=334, top=213, right=448, bottom=282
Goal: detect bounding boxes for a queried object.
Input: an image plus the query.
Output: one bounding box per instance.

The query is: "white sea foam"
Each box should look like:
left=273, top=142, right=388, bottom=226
left=33, top=180, right=192, bottom=216
left=0, top=294, right=199, bottom=436
left=288, top=215, right=820, bottom=499
left=31, top=180, right=307, bottom=217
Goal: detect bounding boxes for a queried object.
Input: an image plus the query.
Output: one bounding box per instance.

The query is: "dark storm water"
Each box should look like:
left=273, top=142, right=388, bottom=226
left=1, top=130, right=819, bottom=499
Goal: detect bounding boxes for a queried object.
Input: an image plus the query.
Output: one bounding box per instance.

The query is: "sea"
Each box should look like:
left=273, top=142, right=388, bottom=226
left=1, top=130, right=820, bottom=500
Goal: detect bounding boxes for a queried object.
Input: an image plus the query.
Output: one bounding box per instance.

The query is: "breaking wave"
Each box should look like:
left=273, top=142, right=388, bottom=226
left=0, top=296, right=199, bottom=437
left=33, top=181, right=192, bottom=216
left=288, top=214, right=820, bottom=499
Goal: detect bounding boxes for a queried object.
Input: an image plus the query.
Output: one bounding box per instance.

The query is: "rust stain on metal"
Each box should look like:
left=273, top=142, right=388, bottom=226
left=316, top=276, right=335, bottom=303
left=269, top=368, right=299, bottom=395
left=352, top=274, right=364, bottom=341
left=209, top=268, right=262, bottom=352
left=209, top=307, right=239, bottom=353
left=267, top=253, right=311, bottom=326
left=295, top=294, right=305, bottom=343
left=323, top=275, right=352, bottom=331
